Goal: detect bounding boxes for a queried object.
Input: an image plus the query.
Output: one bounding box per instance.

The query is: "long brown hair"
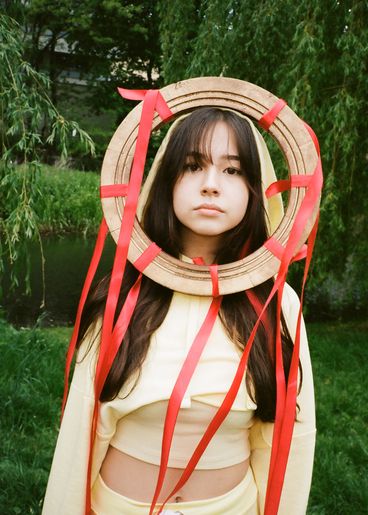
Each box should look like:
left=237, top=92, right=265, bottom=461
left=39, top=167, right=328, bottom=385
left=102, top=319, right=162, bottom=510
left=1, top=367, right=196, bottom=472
left=77, top=108, right=298, bottom=422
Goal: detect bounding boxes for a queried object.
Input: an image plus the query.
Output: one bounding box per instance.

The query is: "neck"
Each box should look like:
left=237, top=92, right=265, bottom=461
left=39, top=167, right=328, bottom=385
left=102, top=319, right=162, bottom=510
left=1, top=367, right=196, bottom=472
left=180, top=230, right=221, bottom=265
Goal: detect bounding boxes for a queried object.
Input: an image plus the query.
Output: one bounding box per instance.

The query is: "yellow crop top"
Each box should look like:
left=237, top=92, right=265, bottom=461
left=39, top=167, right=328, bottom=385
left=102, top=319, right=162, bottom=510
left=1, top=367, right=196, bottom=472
left=109, top=289, right=256, bottom=468
left=42, top=283, right=316, bottom=515
left=110, top=399, right=253, bottom=468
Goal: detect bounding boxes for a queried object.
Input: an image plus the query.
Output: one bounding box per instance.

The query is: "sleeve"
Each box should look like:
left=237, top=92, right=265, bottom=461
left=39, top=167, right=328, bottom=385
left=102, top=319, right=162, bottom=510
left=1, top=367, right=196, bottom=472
left=42, top=321, right=103, bottom=515
left=249, top=283, right=316, bottom=515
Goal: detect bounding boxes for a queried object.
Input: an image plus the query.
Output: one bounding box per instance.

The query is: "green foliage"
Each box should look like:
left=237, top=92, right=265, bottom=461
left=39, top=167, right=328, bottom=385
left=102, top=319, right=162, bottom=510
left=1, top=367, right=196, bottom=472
left=158, top=0, right=203, bottom=83
left=69, top=0, right=162, bottom=110
left=307, top=321, right=368, bottom=513
left=0, top=319, right=71, bottom=514
left=0, top=14, right=95, bottom=297
left=1, top=165, right=102, bottom=236
left=1, top=165, right=102, bottom=315
left=55, top=82, right=118, bottom=171
left=7, top=0, right=162, bottom=111
left=187, top=0, right=241, bottom=78
left=159, top=0, right=368, bottom=316
left=0, top=15, right=94, bottom=163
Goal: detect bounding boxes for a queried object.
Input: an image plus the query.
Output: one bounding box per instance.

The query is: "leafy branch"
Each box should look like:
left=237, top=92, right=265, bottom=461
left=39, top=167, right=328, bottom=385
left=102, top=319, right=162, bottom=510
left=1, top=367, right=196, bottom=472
left=0, top=14, right=95, bottom=305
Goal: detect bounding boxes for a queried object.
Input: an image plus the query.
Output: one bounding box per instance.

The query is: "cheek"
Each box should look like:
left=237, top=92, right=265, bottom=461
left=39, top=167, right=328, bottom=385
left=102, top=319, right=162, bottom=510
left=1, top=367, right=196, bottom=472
left=233, top=183, right=250, bottom=221
left=172, top=179, right=187, bottom=219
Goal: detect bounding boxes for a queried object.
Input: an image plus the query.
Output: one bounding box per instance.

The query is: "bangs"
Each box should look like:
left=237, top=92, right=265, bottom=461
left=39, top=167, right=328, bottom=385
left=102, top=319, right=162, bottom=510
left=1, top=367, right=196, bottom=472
left=172, top=109, right=254, bottom=180
left=183, top=116, right=219, bottom=167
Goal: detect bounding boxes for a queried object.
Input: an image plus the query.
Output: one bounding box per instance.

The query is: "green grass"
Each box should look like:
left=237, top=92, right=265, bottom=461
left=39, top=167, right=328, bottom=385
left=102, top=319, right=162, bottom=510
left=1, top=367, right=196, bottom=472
left=34, top=165, right=102, bottom=235
left=0, top=321, right=71, bottom=514
left=2, top=165, right=102, bottom=236
left=0, top=319, right=367, bottom=514
left=307, top=321, right=368, bottom=514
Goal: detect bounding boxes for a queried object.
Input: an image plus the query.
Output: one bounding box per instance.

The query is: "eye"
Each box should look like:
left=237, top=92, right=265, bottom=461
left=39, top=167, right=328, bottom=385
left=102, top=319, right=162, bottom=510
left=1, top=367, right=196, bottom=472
left=183, top=162, right=201, bottom=173
left=224, top=167, right=242, bottom=176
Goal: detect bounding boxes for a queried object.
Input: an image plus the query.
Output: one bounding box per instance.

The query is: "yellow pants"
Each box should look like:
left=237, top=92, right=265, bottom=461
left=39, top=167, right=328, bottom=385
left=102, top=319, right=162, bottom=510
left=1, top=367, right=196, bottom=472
left=91, top=467, right=259, bottom=514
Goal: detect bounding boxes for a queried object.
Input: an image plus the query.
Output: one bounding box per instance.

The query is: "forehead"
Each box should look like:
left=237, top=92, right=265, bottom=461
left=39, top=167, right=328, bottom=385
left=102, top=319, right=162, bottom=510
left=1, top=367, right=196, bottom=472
left=187, top=120, right=239, bottom=159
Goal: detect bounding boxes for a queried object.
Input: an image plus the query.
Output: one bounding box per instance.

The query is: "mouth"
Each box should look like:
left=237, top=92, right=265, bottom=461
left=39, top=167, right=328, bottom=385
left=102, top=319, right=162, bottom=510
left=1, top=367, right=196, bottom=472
left=194, top=203, right=224, bottom=213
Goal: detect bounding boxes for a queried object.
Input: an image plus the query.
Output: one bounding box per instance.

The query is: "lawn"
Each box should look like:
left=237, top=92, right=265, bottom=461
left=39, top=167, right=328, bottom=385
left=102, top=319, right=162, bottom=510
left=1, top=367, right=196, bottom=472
left=0, top=318, right=367, bottom=514
left=306, top=321, right=367, bottom=514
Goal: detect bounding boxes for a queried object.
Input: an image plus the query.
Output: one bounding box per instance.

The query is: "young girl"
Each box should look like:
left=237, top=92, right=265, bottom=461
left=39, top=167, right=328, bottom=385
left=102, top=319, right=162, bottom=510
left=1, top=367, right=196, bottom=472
left=43, top=107, right=316, bottom=514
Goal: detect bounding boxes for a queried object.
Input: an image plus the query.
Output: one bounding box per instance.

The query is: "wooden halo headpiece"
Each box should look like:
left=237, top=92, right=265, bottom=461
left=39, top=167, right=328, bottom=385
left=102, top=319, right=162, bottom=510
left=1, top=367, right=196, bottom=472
left=101, top=76, right=320, bottom=294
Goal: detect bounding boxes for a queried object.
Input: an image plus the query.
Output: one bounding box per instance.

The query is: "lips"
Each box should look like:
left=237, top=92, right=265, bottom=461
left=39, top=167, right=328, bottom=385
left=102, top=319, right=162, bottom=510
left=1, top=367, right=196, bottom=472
left=194, top=203, right=224, bottom=213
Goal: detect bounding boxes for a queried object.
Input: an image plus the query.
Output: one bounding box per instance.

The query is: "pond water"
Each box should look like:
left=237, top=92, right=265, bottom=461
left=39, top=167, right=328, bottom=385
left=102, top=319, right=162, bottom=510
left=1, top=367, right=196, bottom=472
left=2, top=234, right=116, bottom=327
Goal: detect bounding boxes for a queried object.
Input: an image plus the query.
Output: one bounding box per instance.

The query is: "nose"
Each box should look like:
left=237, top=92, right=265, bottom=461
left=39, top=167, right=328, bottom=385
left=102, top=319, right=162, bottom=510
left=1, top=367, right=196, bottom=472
left=200, top=166, right=220, bottom=196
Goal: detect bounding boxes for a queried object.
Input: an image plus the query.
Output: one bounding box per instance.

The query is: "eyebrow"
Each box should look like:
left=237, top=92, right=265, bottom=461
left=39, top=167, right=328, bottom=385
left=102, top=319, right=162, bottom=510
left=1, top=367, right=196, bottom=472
left=187, top=151, right=240, bottom=161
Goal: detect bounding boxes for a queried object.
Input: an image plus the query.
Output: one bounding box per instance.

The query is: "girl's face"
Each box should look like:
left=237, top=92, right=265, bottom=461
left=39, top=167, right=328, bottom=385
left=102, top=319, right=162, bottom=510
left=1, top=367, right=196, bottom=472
left=173, top=121, right=249, bottom=259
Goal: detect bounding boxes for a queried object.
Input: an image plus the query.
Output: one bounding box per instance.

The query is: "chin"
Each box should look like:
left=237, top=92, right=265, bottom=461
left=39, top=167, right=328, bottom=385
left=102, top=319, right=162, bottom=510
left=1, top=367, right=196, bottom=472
left=190, top=228, right=225, bottom=237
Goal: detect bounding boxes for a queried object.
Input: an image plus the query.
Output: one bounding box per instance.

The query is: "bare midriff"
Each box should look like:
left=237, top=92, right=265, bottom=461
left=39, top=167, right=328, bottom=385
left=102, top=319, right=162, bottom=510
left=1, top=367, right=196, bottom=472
left=99, top=445, right=249, bottom=503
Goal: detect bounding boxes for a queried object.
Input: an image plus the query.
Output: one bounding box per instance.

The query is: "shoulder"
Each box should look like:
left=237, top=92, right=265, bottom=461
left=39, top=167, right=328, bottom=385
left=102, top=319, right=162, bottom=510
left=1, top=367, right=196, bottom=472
left=77, top=318, right=102, bottom=361
left=282, top=282, right=301, bottom=307
left=280, top=283, right=307, bottom=343
left=281, top=282, right=301, bottom=320
left=71, top=318, right=102, bottom=395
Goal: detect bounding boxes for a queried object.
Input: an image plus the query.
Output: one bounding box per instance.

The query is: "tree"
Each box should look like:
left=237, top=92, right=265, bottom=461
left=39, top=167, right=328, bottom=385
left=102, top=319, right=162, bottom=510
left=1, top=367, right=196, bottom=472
left=70, top=0, right=162, bottom=112
left=158, top=0, right=368, bottom=316
left=3, top=0, right=81, bottom=105
left=0, top=14, right=94, bottom=301
left=158, top=0, right=202, bottom=83
left=4, top=0, right=162, bottom=111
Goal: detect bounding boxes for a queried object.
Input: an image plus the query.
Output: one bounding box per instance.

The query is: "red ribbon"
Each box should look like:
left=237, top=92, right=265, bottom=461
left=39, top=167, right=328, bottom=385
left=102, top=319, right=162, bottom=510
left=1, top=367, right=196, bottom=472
left=95, top=243, right=162, bottom=396
left=245, top=288, right=274, bottom=358
left=61, top=218, right=109, bottom=419
left=100, top=184, right=129, bottom=198
left=117, top=88, right=173, bottom=121
left=95, top=89, right=171, bottom=399
left=264, top=121, right=322, bottom=514
left=192, top=257, right=205, bottom=265
left=150, top=265, right=222, bottom=514
left=259, top=99, right=287, bottom=131
left=265, top=174, right=313, bottom=198
left=83, top=89, right=172, bottom=514
left=156, top=277, right=282, bottom=513
left=265, top=237, right=308, bottom=263
left=210, top=264, right=220, bottom=297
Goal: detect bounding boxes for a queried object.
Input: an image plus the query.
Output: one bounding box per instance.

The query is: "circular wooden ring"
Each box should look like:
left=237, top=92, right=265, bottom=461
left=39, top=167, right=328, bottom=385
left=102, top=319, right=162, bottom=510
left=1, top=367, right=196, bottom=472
left=101, top=77, right=319, bottom=295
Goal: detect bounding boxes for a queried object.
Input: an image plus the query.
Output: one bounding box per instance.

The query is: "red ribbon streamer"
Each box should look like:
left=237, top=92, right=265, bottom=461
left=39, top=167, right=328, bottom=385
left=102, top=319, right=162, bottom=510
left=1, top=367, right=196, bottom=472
left=265, top=175, right=313, bottom=198
left=117, top=88, right=173, bottom=122
left=259, top=99, right=287, bottom=131
left=61, top=217, right=109, bottom=418
left=156, top=275, right=284, bottom=513
left=210, top=264, right=219, bottom=297
left=192, top=257, right=205, bottom=265
left=265, top=237, right=308, bottom=263
left=83, top=89, right=172, bottom=514
left=245, top=288, right=274, bottom=359
left=264, top=121, right=322, bottom=514
left=133, top=243, right=161, bottom=273
left=149, top=263, right=221, bottom=514
left=150, top=296, right=223, bottom=514
left=100, top=184, right=129, bottom=198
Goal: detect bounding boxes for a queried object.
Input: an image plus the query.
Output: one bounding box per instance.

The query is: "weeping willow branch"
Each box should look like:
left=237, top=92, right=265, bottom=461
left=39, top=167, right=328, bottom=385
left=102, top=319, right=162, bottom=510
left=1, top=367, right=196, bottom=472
left=0, top=14, right=95, bottom=305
